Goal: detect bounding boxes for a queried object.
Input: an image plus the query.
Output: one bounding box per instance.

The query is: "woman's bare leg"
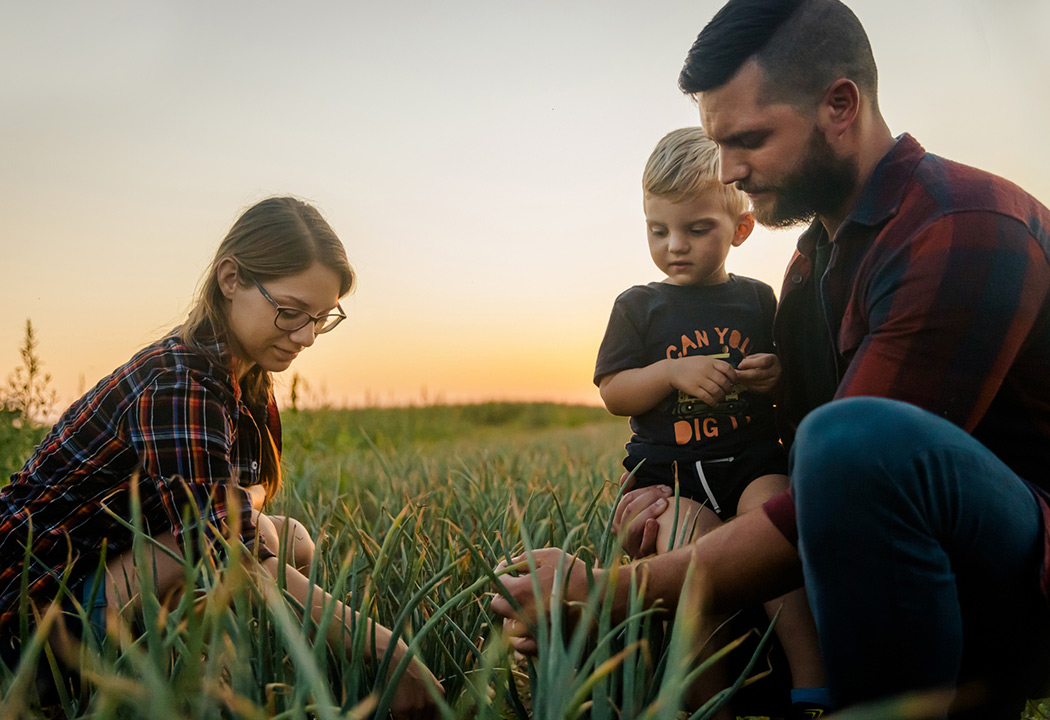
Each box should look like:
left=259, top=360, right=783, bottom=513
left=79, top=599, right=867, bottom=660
left=92, top=513, right=440, bottom=719
left=265, top=514, right=316, bottom=573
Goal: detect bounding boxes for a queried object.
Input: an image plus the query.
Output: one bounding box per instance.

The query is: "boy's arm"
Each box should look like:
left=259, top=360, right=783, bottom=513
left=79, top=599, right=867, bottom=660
left=599, top=355, right=738, bottom=416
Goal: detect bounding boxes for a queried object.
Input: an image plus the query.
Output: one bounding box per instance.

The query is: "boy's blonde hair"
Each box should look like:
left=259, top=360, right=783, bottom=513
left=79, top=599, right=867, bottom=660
left=642, top=127, right=750, bottom=217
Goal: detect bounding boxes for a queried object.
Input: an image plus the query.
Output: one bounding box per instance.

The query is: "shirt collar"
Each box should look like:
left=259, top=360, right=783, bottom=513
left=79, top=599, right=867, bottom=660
left=794, top=133, right=926, bottom=258
left=846, top=133, right=926, bottom=227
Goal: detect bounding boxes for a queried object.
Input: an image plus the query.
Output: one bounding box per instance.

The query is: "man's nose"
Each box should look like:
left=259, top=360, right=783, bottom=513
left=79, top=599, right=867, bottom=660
left=719, top=147, right=747, bottom=186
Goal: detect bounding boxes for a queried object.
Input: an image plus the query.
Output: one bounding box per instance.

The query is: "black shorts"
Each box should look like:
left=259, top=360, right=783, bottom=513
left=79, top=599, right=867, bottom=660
left=625, top=442, right=788, bottom=520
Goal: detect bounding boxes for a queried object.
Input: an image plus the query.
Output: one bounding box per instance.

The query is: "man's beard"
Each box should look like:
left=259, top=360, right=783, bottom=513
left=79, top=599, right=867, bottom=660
left=748, top=128, right=859, bottom=229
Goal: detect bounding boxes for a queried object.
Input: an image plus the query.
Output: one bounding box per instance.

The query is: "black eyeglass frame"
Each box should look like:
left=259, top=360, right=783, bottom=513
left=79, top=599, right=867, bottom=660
left=253, top=279, right=346, bottom=334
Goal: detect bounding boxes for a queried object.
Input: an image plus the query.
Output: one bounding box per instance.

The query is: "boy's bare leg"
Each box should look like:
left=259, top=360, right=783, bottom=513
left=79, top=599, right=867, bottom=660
left=653, top=500, right=735, bottom=718
left=738, top=474, right=827, bottom=690
left=654, top=495, right=710, bottom=552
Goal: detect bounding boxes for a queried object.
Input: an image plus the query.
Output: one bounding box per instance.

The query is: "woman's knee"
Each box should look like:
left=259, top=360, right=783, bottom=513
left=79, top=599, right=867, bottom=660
left=283, top=517, right=316, bottom=572
left=260, top=513, right=315, bottom=571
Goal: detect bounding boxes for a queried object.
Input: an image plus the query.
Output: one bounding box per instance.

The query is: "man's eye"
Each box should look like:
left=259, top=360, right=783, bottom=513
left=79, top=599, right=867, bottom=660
left=738, top=134, right=766, bottom=150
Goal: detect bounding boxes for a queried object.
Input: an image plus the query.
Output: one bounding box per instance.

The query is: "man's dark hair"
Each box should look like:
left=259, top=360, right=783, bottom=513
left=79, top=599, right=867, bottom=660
left=679, top=0, right=878, bottom=109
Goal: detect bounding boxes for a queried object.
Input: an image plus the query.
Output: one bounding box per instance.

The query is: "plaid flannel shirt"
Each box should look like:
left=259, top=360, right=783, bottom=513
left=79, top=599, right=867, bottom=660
left=0, top=333, right=278, bottom=631
left=763, top=135, right=1050, bottom=596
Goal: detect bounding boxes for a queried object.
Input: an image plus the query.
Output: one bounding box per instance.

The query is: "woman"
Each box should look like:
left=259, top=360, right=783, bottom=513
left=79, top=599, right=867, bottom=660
left=0, top=197, right=441, bottom=716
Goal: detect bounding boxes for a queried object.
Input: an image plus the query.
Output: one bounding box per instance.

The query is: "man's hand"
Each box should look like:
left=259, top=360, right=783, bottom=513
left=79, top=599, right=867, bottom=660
left=490, top=548, right=590, bottom=655
left=667, top=354, right=738, bottom=407
left=735, top=353, right=781, bottom=395
left=613, top=472, right=671, bottom=559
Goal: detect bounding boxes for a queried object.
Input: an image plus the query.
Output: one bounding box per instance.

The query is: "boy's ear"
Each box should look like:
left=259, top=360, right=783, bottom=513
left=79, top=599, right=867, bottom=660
left=216, top=257, right=240, bottom=299
left=732, top=213, right=755, bottom=246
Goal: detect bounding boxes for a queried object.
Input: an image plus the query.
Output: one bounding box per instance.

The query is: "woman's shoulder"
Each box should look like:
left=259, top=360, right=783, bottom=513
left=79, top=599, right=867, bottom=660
left=88, top=335, right=236, bottom=409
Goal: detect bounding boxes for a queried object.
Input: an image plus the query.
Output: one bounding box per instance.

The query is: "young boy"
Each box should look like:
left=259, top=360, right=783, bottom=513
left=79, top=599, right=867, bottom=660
left=595, top=126, right=786, bottom=549
left=594, top=127, right=828, bottom=718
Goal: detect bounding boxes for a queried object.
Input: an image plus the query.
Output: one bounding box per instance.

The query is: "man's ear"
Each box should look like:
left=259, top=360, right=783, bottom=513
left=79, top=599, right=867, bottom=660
left=820, top=78, right=860, bottom=139
left=216, top=257, right=240, bottom=300
left=732, top=213, right=755, bottom=246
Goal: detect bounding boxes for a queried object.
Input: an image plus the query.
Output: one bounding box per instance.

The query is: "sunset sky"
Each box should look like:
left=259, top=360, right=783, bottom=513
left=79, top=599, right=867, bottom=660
left=2, top=0, right=1048, bottom=414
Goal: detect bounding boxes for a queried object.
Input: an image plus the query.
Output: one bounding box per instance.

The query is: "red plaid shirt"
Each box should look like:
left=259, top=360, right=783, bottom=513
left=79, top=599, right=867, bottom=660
left=0, top=333, right=277, bottom=631
left=764, top=135, right=1050, bottom=594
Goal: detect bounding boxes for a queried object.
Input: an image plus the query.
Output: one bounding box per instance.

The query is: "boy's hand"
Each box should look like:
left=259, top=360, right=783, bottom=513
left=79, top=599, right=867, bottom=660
left=735, top=353, right=781, bottom=395
left=667, top=355, right=737, bottom=407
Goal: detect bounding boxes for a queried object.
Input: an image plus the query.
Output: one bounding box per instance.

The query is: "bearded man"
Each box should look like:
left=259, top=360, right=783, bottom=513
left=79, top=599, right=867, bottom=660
left=493, top=1, right=1050, bottom=717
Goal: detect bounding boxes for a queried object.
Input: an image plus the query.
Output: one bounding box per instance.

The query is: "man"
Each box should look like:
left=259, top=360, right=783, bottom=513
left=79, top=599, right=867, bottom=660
left=491, top=0, right=1050, bottom=717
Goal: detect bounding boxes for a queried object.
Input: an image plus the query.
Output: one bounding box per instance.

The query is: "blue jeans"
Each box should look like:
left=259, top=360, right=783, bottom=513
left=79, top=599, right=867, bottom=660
left=791, top=397, right=1050, bottom=718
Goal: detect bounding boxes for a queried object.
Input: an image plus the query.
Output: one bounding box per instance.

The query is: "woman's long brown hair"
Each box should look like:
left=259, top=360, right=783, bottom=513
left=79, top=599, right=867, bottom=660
left=177, top=197, right=354, bottom=501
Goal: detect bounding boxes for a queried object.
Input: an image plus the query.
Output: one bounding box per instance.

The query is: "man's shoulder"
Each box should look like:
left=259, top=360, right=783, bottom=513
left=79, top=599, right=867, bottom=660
left=909, top=151, right=1050, bottom=234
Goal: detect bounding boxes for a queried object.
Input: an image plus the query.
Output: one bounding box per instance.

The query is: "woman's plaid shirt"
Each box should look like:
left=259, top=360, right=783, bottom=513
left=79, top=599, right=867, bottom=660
left=0, top=333, right=274, bottom=631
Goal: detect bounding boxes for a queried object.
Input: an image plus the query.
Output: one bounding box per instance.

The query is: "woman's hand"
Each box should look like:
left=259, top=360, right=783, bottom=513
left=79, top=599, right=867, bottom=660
left=387, top=640, right=445, bottom=720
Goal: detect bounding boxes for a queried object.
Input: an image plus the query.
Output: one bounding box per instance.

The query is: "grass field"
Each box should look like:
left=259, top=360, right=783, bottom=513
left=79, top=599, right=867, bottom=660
left=0, top=403, right=773, bottom=719
left=1, top=403, right=1046, bottom=720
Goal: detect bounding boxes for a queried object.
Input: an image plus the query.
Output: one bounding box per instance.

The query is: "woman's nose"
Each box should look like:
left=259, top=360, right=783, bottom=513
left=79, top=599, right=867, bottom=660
left=289, top=323, right=317, bottom=348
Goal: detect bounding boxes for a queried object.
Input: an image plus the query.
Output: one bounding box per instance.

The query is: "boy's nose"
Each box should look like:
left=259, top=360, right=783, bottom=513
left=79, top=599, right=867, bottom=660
left=668, top=233, right=690, bottom=253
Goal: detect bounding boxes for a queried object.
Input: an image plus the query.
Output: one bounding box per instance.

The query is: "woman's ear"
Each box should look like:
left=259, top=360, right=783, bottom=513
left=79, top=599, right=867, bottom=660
left=216, top=257, right=240, bottom=300
left=732, top=213, right=755, bottom=246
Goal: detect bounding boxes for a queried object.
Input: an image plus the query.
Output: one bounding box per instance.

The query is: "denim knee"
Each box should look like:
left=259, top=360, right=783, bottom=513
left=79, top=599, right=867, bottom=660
left=790, top=397, right=919, bottom=513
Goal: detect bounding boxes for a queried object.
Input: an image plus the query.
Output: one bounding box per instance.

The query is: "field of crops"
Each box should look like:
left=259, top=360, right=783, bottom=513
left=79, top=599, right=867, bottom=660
left=0, top=403, right=798, bottom=720
left=3, top=402, right=1047, bottom=720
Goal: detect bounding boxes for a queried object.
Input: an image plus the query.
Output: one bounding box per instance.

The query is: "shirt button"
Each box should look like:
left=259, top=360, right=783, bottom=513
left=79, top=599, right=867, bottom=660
left=791, top=274, right=803, bottom=284
left=251, top=461, right=259, bottom=471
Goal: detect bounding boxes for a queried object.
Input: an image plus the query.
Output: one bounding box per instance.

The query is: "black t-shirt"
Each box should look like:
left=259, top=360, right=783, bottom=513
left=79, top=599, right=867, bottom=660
left=594, top=275, right=780, bottom=463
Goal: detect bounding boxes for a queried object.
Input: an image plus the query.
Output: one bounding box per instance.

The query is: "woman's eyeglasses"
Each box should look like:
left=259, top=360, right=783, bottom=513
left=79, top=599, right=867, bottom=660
left=254, top=280, right=345, bottom=334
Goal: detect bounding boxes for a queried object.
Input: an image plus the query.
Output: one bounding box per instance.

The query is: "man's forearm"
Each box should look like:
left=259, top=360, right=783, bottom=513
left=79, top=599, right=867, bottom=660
left=599, top=507, right=805, bottom=621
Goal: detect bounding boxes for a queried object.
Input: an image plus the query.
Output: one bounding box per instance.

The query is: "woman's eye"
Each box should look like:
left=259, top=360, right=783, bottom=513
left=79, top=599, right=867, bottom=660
left=278, top=309, right=308, bottom=324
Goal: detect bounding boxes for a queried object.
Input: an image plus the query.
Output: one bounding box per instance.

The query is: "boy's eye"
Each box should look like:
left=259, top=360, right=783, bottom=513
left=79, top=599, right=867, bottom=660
left=648, top=227, right=668, bottom=237
left=690, top=226, right=712, bottom=236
